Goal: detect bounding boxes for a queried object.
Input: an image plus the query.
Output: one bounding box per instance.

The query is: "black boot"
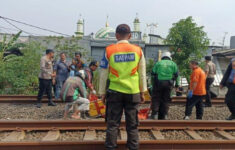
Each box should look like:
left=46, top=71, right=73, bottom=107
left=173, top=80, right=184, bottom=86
left=150, top=111, right=158, bottom=120
left=36, top=103, right=41, bottom=108
left=48, top=99, right=56, bottom=106
left=80, top=111, right=86, bottom=119
left=36, top=99, right=42, bottom=108
left=196, top=117, right=202, bottom=120
left=226, top=114, right=235, bottom=120
left=85, top=110, right=91, bottom=119
left=204, top=103, right=212, bottom=107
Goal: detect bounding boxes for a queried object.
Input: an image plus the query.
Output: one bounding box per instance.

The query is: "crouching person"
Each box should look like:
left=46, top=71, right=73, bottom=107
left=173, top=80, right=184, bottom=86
left=60, top=70, right=90, bottom=119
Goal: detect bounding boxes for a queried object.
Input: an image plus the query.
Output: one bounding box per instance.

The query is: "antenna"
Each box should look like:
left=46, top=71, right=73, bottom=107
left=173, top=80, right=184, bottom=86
left=146, top=23, right=158, bottom=34
left=222, top=32, right=228, bottom=50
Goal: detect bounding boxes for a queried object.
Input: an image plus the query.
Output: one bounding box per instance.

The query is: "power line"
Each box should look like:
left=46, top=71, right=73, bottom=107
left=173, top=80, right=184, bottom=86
left=0, top=25, right=19, bottom=32
left=0, top=18, right=47, bottom=36
left=0, top=16, right=71, bottom=37
left=1, top=17, right=35, bottom=35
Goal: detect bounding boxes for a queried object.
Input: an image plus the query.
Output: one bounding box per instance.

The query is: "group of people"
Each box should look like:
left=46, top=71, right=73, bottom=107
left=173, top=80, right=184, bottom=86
left=37, top=49, right=98, bottom=119
left=36, top=23, right=235, bottom=150
left=150, top=54, right=217, bottom=120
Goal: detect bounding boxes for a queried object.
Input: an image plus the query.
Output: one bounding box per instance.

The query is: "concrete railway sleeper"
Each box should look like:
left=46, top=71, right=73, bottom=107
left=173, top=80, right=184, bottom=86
left=0, top=120, right=235, bottom=149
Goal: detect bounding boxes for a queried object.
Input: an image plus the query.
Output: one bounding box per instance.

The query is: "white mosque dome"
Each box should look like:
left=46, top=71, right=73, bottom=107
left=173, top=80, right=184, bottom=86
left=95, top=26, right=115, bottom=39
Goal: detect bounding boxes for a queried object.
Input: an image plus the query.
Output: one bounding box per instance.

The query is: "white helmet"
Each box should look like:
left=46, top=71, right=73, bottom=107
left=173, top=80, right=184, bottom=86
left=75, top=70, right=87, bottom=80
left=161, top=51, right=172, bottom=60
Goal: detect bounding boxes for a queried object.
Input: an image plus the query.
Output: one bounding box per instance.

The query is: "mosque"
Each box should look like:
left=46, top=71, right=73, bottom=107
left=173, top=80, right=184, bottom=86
left=72, top=15, right=171, bottom=62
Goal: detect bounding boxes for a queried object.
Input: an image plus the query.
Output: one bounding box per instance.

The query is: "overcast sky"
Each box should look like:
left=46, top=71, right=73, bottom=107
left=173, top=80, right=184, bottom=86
left=0, top=0, right=234, bottom=46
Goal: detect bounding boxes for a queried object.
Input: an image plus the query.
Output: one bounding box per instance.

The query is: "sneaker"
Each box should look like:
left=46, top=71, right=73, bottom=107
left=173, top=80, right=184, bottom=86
left=48, top=101, right=56, bottom=106
left=184, top=116, right=190, bottom=120
left=226, top=115, right=235, bottom=120
left=204, top=103, right=212, bottom=107
left=36, top=103, right=41, bottom=108
left=150, top=114, right=158, bottom=120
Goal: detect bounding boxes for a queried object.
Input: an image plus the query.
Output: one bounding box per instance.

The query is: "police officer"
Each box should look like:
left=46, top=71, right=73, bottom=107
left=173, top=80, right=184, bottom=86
left=37, top=49, right=56, bottom=108
left=99, top=24, right=147, bottom=150
left=150, top=52, right=179, bottom=120
left=204, top=56, right=216, bottom=107
left=220, top=58, right=235, bottom=120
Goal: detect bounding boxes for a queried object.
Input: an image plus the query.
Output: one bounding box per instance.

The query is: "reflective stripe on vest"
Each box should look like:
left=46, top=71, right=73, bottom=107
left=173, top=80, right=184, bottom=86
left=106, top=43, right=142, bottom=94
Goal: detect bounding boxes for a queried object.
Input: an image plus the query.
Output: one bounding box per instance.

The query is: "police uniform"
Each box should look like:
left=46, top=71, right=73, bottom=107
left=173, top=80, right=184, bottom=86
left=99, top=40, right=147, bottom=150
left=151, top=55, right=179, bottom=120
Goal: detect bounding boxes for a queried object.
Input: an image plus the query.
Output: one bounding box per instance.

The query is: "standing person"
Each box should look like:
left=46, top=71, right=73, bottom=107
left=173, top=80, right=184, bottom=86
left=204, top=56, right=216, bottom=107
left=54, top=52, right=70, bottom=100
left=72, top=52, right=86, bottom=68
left=220, top=58, right=235, bottom=120
left=85, top=61, right=99, bottom=95
left=61, top=70, right=90, bottom=119
left=184, top=60, right=206, bottom=120
left=99, top=24, right=147, bottom=150
left=150, top=52, right=179, bottom=120
left=37, top=49, right=56, bottom=108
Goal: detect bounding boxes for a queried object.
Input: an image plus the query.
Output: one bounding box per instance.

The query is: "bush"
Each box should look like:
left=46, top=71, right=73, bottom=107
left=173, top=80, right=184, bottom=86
left=0, top=42, right=44, bottom=94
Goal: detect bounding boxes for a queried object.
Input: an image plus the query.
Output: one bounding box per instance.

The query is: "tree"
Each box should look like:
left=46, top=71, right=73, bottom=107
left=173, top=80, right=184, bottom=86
left=165, top=16, right=210, bottom=82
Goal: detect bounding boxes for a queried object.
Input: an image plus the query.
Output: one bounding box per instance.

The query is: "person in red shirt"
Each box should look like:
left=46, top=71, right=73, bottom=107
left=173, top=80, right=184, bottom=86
left=184, top=60, right=206, bottom=120
left=84, top=61, right=99, bottom=95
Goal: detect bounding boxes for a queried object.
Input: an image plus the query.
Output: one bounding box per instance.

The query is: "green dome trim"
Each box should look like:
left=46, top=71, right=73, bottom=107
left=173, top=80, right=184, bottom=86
left=95, top=27, right=115, bottom=39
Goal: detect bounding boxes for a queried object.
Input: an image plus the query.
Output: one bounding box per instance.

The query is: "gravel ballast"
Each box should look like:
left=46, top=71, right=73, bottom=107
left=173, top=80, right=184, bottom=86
left=0, top=103, right=230, bottom=120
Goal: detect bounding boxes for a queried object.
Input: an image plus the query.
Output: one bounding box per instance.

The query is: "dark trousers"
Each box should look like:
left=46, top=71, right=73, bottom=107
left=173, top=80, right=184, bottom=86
left=185, top=95, right=204, bottom=119
left=37, top=78, right=52, bottom=102
left=205, top=78, right=214, bottom=105
left=225, top=84, right=235, bottom=115
left=151, top=81, right=172, bottom=119
left=55, top=80, right=66, bottom=99
left=105, top=90, right=140, bottom=150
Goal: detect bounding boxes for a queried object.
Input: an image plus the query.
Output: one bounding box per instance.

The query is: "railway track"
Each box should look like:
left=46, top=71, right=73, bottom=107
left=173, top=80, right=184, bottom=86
left=0, top=120, right=235, bottom=150
left=0, top=95, right=225, bottom=104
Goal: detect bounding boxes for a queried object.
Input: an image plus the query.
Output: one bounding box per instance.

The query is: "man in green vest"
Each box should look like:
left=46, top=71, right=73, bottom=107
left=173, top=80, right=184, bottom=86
left=151, top=52, right=179, bottom=120
left=99, top=24, right=147, bottom=150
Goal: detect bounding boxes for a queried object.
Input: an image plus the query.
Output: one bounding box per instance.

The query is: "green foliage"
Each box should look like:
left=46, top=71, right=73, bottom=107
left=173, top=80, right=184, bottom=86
left=0, top=31, right=22, bottom=53
left=165, top=16, right=210, bottom=82
left=0, top=33, right=90, bottom=95
left=0, top=42, right=44, bottom=94
left=146, top=59, right=155, bottom=76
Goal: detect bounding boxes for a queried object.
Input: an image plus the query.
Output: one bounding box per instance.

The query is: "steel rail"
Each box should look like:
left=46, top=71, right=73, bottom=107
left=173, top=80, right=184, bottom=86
left=0, top=120, right=235, bottom=130
left=0, top=95, right=225, bottom=104
left=0, top=140, right=235, bottom=150
left=0, top=120, right=235, bottom=149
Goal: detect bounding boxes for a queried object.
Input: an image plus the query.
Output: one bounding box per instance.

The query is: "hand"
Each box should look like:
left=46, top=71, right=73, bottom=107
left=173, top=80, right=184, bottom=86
left=140, top=92, right=145, bottom=103
left=52, top=79, right=56, bottom=85
left=220, top=85, right=224, bottom=89
left=175, top=87, right=179, bottom=92
left=187, top=90, right=193, bottom=99
left=101, top=94, right=106, bottom=104
left=51, top=73, right=56, bottom=77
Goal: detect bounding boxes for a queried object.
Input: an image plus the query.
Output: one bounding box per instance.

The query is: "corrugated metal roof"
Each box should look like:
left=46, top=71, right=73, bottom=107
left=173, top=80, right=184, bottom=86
left=213, top=57, right=223, bottom=86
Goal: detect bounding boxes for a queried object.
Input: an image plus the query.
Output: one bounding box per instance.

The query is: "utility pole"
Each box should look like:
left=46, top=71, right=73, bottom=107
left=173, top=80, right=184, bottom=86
left=222, top=32, right=228, bottom=50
